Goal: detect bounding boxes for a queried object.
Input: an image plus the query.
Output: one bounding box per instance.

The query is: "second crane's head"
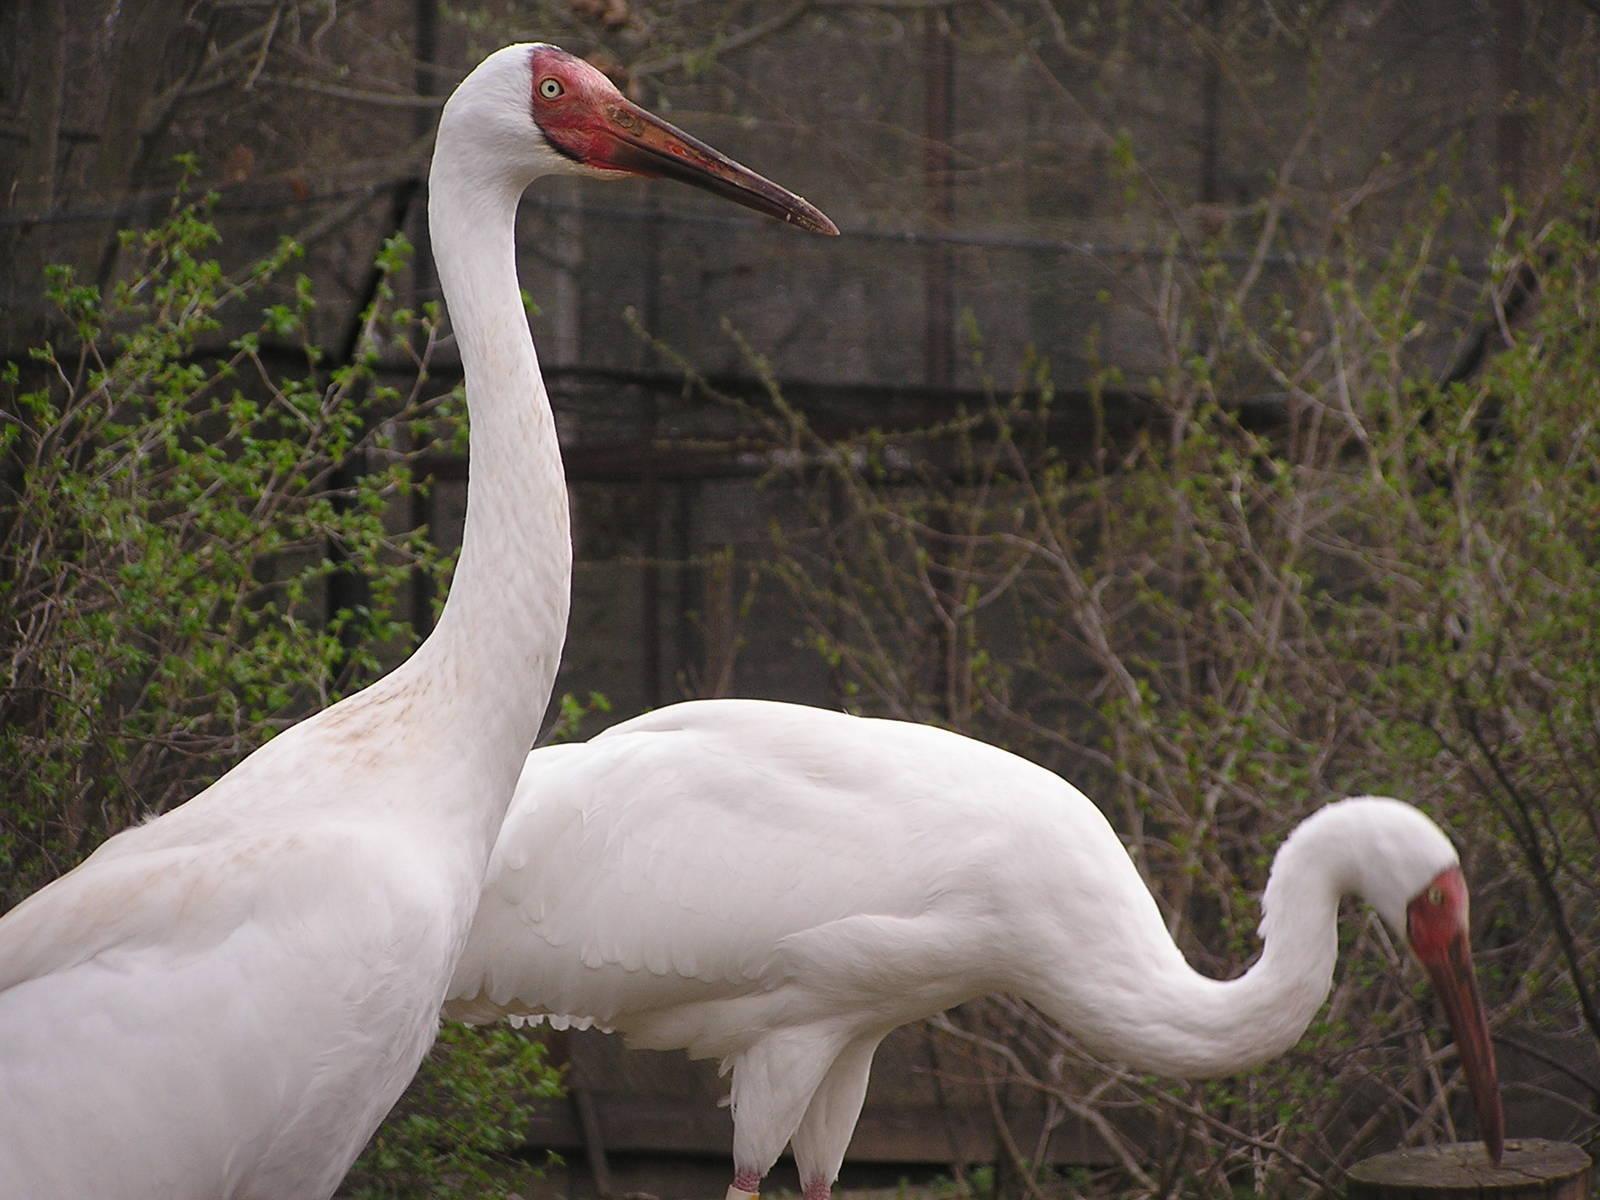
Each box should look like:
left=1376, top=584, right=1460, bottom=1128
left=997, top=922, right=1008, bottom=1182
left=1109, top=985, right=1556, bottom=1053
left=1397, top=845, right=1505, bottom=1163
left=1295, top=797, right=1506, bottom=1162
left=437, top=43, right=837, bottom=236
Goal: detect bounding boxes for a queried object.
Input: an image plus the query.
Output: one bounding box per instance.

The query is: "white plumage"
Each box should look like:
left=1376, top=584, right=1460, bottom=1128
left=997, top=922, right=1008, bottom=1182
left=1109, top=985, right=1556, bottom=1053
left=449, top=699, right=1505, bottom=1196
left=0, top=44, right=831, bottom=1199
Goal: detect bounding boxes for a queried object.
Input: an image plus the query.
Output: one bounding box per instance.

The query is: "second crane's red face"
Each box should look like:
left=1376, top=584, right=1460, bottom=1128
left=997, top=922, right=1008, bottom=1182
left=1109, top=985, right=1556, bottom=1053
left=1406, top=865, right=1504, bottom=1163
left=525, top=46, right=836, bottom=236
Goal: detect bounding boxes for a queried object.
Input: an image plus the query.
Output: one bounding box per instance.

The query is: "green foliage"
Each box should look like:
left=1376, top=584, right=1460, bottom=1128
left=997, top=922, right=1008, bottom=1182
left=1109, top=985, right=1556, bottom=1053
left=546, top=689, right=615, bottom=744
left=0, top=189, right=460, bottom=906
left=0, top=190, right=561, bottom=1193
left=343, top=1022, right=563, bottom=1199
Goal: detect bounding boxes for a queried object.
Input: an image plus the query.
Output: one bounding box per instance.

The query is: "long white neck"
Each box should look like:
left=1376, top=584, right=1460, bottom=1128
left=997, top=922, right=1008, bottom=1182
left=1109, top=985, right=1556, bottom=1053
left=1024, top=800, right=1431, bottom=1079
left=382, top=126, right=572, bottom=798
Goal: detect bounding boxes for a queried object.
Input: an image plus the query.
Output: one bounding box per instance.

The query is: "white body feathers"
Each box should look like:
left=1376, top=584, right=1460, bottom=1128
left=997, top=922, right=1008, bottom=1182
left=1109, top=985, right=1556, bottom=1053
left=448, top=699, right=1461, bottom=1188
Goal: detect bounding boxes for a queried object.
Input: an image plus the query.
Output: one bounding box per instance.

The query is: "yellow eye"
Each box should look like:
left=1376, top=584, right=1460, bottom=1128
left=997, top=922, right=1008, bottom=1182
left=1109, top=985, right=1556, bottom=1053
left=539, top=77, right=564, bottom=100
left=1427, top=886, right=1444, bottom=906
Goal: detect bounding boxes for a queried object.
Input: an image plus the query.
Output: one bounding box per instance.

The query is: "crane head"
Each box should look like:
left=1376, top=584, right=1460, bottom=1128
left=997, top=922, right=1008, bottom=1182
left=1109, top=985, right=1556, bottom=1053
left=1283, top=799, right=1505, bottom=1163
left=521, top=44, right=837, bottom=236
left=1405, top=863, right=1505, bottom=1164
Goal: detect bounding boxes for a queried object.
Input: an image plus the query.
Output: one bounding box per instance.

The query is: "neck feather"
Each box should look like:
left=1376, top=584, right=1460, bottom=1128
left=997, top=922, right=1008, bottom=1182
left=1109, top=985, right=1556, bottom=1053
left=383, top=135, right=572, bottom=786
left=1026, top=817, right=1347, bottom=1079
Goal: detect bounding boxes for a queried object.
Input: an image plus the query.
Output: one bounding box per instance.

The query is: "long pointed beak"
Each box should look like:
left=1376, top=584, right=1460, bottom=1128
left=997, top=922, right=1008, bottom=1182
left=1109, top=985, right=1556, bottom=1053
left=589, top=99, right=838, bottom=236
left=1420, top=927, right=1504, bottom=1164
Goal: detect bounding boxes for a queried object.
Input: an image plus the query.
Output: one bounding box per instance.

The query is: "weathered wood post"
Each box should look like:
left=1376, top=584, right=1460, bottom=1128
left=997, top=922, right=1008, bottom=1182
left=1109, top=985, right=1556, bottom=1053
left=1347, top=1140, right=1592, bottom=1199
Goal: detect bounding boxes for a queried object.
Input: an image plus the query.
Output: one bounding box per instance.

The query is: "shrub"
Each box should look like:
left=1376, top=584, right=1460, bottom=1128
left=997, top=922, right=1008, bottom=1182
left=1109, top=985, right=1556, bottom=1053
left=0, top=179, right=457, bottom=904
left=1, top=181, right=563, bottom=1193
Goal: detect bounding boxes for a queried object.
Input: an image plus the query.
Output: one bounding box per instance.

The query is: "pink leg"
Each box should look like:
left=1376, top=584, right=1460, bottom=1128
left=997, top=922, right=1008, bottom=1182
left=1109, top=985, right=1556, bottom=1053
left=802, top=1180, right=831, bottom=1200
left=726, top=1169, right=763, bottom=1200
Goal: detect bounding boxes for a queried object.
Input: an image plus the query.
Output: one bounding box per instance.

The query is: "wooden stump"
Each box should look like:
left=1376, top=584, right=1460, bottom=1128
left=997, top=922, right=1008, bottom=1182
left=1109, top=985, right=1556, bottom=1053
left=1347, top=1140, right=1592, bottom=1199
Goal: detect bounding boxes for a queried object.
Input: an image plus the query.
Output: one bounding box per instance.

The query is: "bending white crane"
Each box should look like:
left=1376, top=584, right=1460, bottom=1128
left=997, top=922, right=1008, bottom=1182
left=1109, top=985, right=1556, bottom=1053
left=0, top=48, right=833, bottom=1199
left=449, top=699, right=1505, bottom=1198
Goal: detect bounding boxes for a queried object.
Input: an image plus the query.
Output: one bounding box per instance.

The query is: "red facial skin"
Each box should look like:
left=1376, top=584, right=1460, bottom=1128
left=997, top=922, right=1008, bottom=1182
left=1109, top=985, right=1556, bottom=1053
left=1406, top=865, right=1505, bottom=1164
left=526, top=49, right=639, bottom=168
left=525, top=46, right=837, bottom=236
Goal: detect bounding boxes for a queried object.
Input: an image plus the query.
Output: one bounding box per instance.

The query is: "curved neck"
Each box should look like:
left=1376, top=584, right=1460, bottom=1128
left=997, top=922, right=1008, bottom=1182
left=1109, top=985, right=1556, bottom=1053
left=1026, top=821, right=1345, bottom=1079
left=388, top=134, right=572, bottom=785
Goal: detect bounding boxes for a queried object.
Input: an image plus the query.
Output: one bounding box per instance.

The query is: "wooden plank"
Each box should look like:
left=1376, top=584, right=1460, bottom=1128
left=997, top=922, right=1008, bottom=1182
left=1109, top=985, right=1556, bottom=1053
left=1346, top=1140, right=1592, bottom=1200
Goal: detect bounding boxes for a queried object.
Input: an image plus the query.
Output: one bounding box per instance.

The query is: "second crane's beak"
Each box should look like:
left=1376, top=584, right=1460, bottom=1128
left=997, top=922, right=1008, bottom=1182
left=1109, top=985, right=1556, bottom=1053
left=578, top=98, right=838, bottom=237
left=1409, top=867, right=1505, bottom=1165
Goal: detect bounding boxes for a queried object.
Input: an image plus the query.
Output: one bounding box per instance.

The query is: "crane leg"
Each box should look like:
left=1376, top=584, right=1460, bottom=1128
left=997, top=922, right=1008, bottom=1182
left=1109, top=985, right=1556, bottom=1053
left=726, top=1027, right=851, bottom=1200
left=791, top=1034, right=882, bottom=1200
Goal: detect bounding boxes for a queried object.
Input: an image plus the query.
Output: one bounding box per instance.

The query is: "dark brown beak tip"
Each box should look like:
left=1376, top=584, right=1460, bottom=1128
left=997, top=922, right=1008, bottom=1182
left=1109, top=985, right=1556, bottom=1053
left=789, top=205, right=839, bottom=237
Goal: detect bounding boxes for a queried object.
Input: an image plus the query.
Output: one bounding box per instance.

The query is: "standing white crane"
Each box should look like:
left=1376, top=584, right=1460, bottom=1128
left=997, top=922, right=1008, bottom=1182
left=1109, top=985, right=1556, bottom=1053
left=0, top=48, right=833, bottom=1199
left=449, top=699, right=1505, bottom=1198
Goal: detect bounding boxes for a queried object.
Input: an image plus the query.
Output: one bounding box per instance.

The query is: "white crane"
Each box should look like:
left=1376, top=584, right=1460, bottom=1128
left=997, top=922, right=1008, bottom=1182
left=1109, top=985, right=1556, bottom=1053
left=0, top=47, right=833, bottom=1199
left=449, top=699, right=1505, bottom=1198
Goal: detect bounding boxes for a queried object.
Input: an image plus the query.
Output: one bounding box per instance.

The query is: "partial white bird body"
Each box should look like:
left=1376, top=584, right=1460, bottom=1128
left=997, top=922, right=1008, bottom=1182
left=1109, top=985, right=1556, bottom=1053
left=451, top=701, right=1101, bottom=1051
left=0, top=769, right=464, bottom=1195
left=0, top=45, right=833, bottom=1199
left=449, top=699, right=1504, bottom=1199
left=0, top=659, right=517, bottom=1192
